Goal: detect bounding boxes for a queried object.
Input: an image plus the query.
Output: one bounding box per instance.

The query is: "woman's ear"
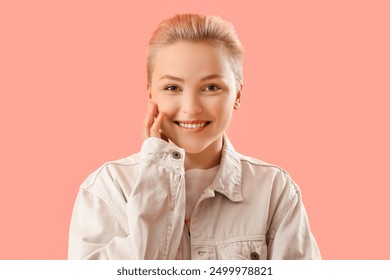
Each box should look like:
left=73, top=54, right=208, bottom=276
left=147, top=84, right=152, bottom=103
left=234, top=84, right=243, bottom=110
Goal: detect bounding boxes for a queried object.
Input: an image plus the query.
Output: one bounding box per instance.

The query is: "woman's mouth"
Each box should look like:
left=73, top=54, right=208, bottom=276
left=174, top=121, right=211, bottom=130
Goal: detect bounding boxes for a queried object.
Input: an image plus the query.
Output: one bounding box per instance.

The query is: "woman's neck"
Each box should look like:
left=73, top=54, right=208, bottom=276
left=184, top=137, right=223, bottom=170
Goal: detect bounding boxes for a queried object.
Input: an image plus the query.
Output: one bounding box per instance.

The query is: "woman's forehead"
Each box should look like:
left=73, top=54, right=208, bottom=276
left=152, top=41, right=234, bottom=82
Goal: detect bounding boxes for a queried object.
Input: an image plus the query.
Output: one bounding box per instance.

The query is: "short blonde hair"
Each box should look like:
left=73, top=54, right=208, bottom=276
left=147, top=14, right=244, bottom=91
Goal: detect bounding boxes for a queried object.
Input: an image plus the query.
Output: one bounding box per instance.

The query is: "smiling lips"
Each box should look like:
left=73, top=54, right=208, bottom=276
left=174, top=120, right=211, bottom=129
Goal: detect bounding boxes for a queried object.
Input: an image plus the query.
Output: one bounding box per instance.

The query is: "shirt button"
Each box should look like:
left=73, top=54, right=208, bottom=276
left=172, top=151, right=181, bottom=159
left=250, top=252, right=260, bottom=260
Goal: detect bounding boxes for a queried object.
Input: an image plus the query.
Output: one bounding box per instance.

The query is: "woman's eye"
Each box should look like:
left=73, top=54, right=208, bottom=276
left=164, top=85, right=180, bottom=91
left=203, top=84, right=221, bottom=92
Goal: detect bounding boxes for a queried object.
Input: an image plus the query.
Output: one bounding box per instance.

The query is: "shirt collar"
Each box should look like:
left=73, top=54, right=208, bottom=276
left=210, top=133, right=243, bottom=202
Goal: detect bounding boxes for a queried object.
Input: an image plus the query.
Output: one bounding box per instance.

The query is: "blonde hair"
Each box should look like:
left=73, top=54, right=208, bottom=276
left=147, top=14, right=244, bottom=91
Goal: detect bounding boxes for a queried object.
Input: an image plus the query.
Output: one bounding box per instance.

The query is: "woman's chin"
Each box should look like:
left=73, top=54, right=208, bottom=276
left=182, top=146, right=207, bottom=154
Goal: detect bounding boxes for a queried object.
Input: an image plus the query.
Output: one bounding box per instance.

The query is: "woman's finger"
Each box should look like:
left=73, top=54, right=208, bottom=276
left=147, top=102, right=158, bottom=128
left=150, top=112, right=164, bottom=138
left=142, top=101, right=158, bottom=139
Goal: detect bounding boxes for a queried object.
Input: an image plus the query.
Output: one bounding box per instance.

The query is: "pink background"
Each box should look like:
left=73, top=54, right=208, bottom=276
left=1, top=0, right=389, bottom=259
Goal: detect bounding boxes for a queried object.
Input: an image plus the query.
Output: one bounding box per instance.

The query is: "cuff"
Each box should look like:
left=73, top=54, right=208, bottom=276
left=139, top=137, right=185, bottom=170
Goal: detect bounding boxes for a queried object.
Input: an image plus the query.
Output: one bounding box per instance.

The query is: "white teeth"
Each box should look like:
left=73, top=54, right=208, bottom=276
left=178, top=122, right=208, bottom=129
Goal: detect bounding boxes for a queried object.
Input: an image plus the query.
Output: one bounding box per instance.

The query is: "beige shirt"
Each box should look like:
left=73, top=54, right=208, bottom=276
left=68, top=134, right=321, bottom=259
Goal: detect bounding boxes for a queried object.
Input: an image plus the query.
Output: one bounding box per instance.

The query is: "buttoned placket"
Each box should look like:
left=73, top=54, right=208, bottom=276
left=163, top=145, right=186, bottom=259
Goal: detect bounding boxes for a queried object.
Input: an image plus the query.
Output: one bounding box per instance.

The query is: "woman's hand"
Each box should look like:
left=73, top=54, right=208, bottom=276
left=143, top=101, right=168, bottom=141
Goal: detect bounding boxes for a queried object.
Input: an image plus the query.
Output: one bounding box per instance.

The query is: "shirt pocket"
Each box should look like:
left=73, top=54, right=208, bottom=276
left=216, top=235, right=267, bottom=260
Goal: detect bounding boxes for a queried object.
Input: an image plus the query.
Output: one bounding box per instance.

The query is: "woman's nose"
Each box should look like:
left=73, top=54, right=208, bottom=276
left=180, top=92, right=202, bottom=115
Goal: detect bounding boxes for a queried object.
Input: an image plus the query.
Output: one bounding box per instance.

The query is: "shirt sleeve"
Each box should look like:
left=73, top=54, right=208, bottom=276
left=266, top=175, right=321, bottom=259
left=68, top=137, right=186, bottom=259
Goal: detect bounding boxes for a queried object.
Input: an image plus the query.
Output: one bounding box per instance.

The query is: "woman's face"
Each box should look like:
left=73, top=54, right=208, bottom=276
left=148, top=41, right=241, bottom=154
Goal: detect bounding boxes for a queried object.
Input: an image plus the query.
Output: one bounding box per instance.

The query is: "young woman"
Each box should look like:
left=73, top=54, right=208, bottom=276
left=68, top=14, right=321, bottom=260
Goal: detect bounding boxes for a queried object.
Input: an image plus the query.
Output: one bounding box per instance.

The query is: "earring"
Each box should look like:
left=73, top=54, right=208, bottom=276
left=234, top=99, right=240, bottom=109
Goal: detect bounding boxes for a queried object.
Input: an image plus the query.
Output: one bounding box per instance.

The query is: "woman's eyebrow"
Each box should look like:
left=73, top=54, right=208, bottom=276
left=159, top=75, right=184, bottom=82
left=200, top=74, right=223, bottom=81
left=159, top=74, right=223, bottom=82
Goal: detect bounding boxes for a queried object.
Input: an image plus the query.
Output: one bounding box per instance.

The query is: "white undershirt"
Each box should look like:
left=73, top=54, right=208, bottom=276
left=184, top=165, right=220, bottom=220
left=177, top=165, right=220, bottom=260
